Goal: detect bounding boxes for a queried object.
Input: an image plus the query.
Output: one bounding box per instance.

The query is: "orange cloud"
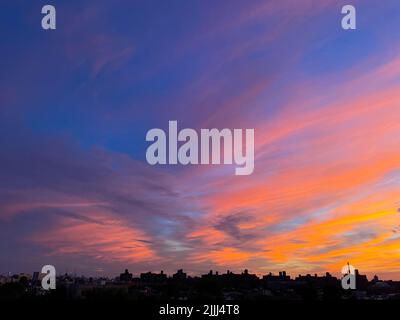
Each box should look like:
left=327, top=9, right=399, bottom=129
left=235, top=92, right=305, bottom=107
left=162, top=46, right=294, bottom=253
left=185, top=54, right=400, bottom=278
left=31, top=212, right=157, bottom=264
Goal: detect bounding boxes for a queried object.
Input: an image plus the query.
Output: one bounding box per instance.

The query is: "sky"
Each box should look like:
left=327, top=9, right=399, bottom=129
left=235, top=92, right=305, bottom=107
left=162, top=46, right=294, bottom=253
left=1, top=0, right=400, bottom=279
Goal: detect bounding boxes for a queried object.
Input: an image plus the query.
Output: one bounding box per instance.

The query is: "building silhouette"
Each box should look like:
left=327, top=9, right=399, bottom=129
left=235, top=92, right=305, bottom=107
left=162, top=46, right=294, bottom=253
left=1, top=266, right=400, bottom=301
